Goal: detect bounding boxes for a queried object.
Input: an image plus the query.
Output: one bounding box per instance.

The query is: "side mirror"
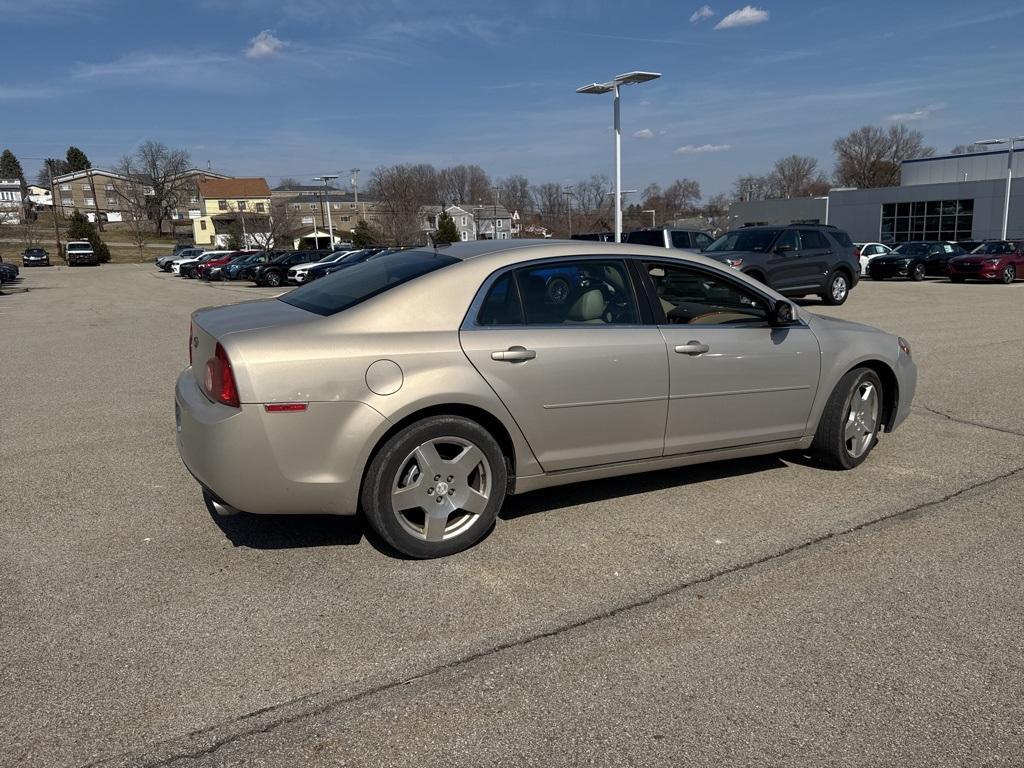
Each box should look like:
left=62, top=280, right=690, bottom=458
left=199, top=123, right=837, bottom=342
left=770, top=301, right=796, bottom=326
left=774, top=244, right=794, bottom=254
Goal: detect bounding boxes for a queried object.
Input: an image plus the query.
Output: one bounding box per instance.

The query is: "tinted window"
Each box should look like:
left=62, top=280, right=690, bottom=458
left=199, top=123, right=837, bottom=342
left=800, top=230, right=829, bottom=249
left=477, top=273, right=524, bottom=325
left=693, top=232, right=714, bottom=250
left=705, top=228, right=782, bottom=253
left=513, top=260, right=638, bottom=325
left=775, top=230, right=800, bottom=251
left=670, top=231, right=691, bottom=249
left=893, top=243, right=928, bottom=256
left=830, top=229, right=854, bottom=248
left=625, top=230, right=666, bottom=247
left=645, top=262, right=769, bottom=326
left=281, top=250, right=458, bottom=316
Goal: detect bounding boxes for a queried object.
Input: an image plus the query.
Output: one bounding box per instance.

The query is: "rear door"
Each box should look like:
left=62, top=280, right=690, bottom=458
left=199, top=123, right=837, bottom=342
left=796, top=229, right=833, bottom=288
left=460, top=258, right=668, bottom=472
left=638, top=259, right=820, bottom=454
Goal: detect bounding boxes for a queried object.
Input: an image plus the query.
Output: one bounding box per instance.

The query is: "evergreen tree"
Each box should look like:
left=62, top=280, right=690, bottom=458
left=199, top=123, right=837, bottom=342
left=65, top=146, right=92, bottom=173
left=433, top=208, right=459, bottom=244
left=352, top=219, right=376, bottom=248
left=65, top=211, right=111, bottom=263
left=0, top=149, right=26, bottom=188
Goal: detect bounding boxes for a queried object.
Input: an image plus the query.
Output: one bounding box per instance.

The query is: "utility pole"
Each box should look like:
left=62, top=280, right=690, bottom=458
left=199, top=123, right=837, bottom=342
left=561, top=189, right=574, bottom=237
left=350, top=169, right=360, bottom=205
left=314, top=174, right=338, bottom=248
left=46, top=159, right=63, bottom=261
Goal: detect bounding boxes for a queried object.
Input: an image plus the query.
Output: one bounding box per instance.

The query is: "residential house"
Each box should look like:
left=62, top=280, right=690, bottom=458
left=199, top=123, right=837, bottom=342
left=52, top=167, right=230, bottom=226
left=420, top=205, right=476, bottom=242
left=26, top=184, right=52, bottom=209
left=0, top=179, right=23, bottom=224
left=421, top=203, right=514, bottom=242
left=193, top=177, right=272, bottom=247
left=271, top=183, right=383, bottom=244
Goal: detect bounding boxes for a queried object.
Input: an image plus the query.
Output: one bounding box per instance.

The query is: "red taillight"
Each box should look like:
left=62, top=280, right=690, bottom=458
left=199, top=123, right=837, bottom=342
left=264, top=403, right=308, bottom=413
left=203, top=343, right=240, bottom=407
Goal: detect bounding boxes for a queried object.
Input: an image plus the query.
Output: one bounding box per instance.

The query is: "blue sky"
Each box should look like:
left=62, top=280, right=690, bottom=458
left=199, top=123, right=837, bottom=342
left=3, top=0, right=1024, bottom=197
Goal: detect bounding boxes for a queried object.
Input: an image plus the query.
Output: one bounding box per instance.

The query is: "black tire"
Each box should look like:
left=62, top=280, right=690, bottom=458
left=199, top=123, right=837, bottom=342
left=820, top=271, right=850, bottom=306
left=361, top=415, right=507, bottom=558
left=1002, top=265, right=1016, bottom=284
left=871, top=273, right=884, bottom=281
left=810, top=367, right=883, bottom=470
left=910, top=262, right=926, bottom=281
left=263, top=270, right=282, bottom=288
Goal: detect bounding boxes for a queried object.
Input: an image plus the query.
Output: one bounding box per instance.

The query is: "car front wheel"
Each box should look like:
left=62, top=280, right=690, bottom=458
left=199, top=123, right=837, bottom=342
left=1002, top=265, right=1016, bottom=284
left=361, top=415, right=507, bottom=558
left=263, top=271, right=282, bottom=287
left=821, top=272, right=849, bottom=305
left=810, top=367, right=883, bottom=470
left=910, top=263, right=926, bottom=281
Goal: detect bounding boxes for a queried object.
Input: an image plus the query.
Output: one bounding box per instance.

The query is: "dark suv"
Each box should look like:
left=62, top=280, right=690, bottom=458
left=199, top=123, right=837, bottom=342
left=703, top=225, right=859, bottom=305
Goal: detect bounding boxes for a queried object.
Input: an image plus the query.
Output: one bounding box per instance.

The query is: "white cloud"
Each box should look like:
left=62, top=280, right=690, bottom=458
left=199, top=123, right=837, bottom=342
left=714, top=5, right=769, bottom=29
left=245, top=30, right=285, bottom=58
left=633, top=128, right=654, bottom=139
left=675, top=143, right=733, bottom=154
left=690, top=4, right=716, bottom=23
left=886, top=102, right=945, bottom=122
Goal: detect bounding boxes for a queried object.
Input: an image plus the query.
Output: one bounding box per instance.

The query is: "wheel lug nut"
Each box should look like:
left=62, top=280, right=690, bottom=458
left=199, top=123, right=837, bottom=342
left=427, top=488, right=433, bottom=495
left=447, top=475, right=453, bottom=482
left=448, top=489, right=454, bottom=495
left=434, top=475, right=441, bottom=481
left=436, top=497, right=443, bottom=503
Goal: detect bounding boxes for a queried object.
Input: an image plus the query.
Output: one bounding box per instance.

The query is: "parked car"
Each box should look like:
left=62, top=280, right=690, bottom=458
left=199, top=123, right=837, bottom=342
left=22, top=247, right=50, bottom=267
left=65, top=240, right=98, bottom=266
left=867, top=241, right=968, bottom=281
left=250, top=251, right=320, bottom=287
left=287, top=250, right=354, bottom=284
left=172, top=250, right=232, bottom=277
left=625, top=228, right=716, bottom=253
left=853, top=242, right=893, bottom=275
left=702, top=224, right=859, bottom=305
left=158, top=247, right=203, bottom=272
left=176, top=240, right=917, bottom=558
left=223, top=251, right=272, bottom=281
left=947, top=240, right=1024, bottom=284
left=570, top=232, right=615, bottom=242
left=0, top=259, right=19, bottom=283
left=303, top=249, right=388, bottom=282
left=197, top=251, right=254, bottom=280
left=318, top=248, right=401, bottom=279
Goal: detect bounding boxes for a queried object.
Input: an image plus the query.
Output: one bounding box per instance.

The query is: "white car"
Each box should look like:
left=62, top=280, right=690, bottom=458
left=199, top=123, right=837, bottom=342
left=171, top=250, right=232, bottom=276
left=287, top=250, right=355, bottom=284
left=855, top=243, right=893, bottom=275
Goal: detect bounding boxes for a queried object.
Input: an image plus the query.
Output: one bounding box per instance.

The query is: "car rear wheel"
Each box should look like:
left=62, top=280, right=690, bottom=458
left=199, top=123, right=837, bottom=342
left=1002, top=265, right=1016, bottom=284
left=361, top=415, right=507, bottom=558
left=810, top=368, right=882, bottom=470
left=821, top=272, right=849, bottom=306
left=910, top=263, right=926, bottom=281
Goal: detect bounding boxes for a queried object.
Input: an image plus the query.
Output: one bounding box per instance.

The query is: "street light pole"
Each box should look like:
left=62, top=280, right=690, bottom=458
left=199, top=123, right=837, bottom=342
left=562, top=189, right=574, bottom=237
left=314, top=174, right=339, bottom=248
left=577, top=71, right=661, bottom=243
left=974, top=136, right=1023, bottom=239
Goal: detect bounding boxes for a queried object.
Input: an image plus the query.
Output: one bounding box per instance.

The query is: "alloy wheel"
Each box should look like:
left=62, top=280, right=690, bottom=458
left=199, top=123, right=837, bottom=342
left=831, top=274, right=848, bottom=303
left=265, top=272, right=281, bottom=287
left=844, top=381, right=879, bottom=459
left=390, top=436, right=492, bottom=542
left=1003, top=265, right=1016, bottom=284
left=912, top=263, right=925, bottom=281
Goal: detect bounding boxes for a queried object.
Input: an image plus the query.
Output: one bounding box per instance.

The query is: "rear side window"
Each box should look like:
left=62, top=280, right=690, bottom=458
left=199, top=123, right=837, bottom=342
left=282, top=250, right=458, bottom=316
left=830, top=229, right=854, bottom=248
left=670, top=231, right=691, bottom=248
left=625, top=230, right=666, bottom=247
left=800, top=230, right=829, bottom=249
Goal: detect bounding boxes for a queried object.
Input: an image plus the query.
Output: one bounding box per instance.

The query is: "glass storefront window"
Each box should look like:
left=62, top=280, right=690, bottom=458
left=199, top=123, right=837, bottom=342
left=879, top=199, right=973, bottom=244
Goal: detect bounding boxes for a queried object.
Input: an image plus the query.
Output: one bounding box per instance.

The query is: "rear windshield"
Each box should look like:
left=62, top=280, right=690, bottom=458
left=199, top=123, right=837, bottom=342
left=705, top=229, right=782, bottom=253
left=281, top=249, right=459, bottom=316
left=625, top=230, right=665, bottom=246
left=67, top=243, right=92, bottom=251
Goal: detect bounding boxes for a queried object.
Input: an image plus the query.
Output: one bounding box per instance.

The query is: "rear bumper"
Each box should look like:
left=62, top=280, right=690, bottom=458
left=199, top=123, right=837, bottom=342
left=174, top=369, right=387, bottom=516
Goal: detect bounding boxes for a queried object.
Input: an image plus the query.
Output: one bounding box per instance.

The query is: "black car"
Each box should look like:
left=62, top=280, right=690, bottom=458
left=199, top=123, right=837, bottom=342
left=250, top=251, right=320, bottom=287
left=702, top=224, right=859, bottom=305
left=22, top=247, right=50, bottom=267
left=868, top=241, right=968, bottom=281
left=224, top=251, right=272, bottom=280
left=303, top=248, right=385, bottom=281
left=0, top=260, right=19, bottom=283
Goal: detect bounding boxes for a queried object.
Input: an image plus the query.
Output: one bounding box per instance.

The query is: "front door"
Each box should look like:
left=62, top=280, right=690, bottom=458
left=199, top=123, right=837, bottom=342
left=763, top=228, right=810, bottom=292
left=639, top=260, right=821, bottom=455
left=460, top=259, right=668, bottom=472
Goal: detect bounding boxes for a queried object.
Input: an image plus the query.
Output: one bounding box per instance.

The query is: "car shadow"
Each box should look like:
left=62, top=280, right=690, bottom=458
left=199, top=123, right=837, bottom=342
left=207, top=498, right=365, bottom=550
left=500, top=454, right=789, bottom=521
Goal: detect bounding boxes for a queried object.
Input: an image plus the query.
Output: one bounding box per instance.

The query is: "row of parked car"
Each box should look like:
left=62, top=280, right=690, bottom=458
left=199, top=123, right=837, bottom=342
left=155, top=245, right=392, bottom=287
left=856, top=240, right=1024, bottom=283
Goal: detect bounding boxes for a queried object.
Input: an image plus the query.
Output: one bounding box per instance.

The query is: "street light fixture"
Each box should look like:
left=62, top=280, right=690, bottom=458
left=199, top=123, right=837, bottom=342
left=313, top=174, right=339, bottom=248
left=577, top=70, right=661, bottom=243
left=973, top=136, right=1024, bottom=239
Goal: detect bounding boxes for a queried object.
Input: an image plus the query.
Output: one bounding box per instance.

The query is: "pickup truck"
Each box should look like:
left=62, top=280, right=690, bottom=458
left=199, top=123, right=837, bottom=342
left=65, top=240, right=98, bottom=266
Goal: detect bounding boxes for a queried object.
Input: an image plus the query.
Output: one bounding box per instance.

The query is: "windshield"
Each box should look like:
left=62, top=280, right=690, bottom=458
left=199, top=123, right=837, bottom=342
left=972, top=242, right=1012, bottom=255
left=705, top=229, right=782, bottom=253
left=281, top=249, right=459, bottom=316
left=893, top=243, right=928, bottom=256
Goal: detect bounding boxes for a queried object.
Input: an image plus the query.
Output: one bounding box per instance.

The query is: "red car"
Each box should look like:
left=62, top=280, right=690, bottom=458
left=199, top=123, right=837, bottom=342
left=947, top=240, right=1024, bottom=284
left=196, top=251, right=253, bottom=281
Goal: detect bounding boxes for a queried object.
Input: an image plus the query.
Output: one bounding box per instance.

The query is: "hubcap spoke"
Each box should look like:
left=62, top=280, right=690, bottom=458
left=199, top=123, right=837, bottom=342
left=844, top=415, right=860, bottom=442
left=413, top=442, right=444, bottom=478
left=460, top=488, right=489, bottom=515
left=391, top=482, right=424, bottom=512
left=452, top=444, right=484, bottom=480
left=423, top=504, right=451, bottom=541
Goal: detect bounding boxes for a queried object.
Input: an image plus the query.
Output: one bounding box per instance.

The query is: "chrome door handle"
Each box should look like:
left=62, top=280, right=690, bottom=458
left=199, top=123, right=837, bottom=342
left=674, top=341, right=709, bottom=356
left=491, top=346, right=536, bottom=362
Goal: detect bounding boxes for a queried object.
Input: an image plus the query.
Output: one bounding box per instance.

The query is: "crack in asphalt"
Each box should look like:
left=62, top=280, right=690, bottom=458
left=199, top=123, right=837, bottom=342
left=82, top=461, right=1024, bottom=768
left=914, top=403, right=1024, bottom=438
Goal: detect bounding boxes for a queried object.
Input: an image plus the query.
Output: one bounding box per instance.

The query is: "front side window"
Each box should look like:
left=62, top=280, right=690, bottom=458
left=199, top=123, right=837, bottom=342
left=480, top=260, right=638, bottom=326
left=282, top=250, right=459, bottom=317
left=644, top=262, right=769, bottom=326
left=705, top=228, right=782, bottom=253
left=775, top=229, right=800, bottom=252
left=693, top=232, right=713, bottom=250
left=671, top=231, right=691, bottom=249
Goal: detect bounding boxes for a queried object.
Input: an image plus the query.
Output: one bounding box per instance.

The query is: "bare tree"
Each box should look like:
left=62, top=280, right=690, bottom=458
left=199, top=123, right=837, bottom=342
left=495, top=175, right=532, bottom=217
left=641, top=179, right=701, bottom=225
left=833, top=125, right=934, bottom=188
left=768, top=155, right=829, bottom=198
left=950, top=143, right=985, bottom=156
left=365, top=164, right=438, bottom=245
left=19, top=211, right=43, bottom=250
left=438, top=164, right=490, bottom=205
left=108, top=165, right=154, bottom=260
left=115, top=141, right=192, bottom=235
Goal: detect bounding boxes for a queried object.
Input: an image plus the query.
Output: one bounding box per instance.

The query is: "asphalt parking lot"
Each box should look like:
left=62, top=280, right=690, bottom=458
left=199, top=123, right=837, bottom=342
left=2, top=264, right=1022, bottom=767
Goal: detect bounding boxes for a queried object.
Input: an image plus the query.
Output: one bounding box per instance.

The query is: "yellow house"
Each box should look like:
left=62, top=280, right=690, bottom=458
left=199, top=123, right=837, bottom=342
left=193, top=177, right=272, bottom=247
